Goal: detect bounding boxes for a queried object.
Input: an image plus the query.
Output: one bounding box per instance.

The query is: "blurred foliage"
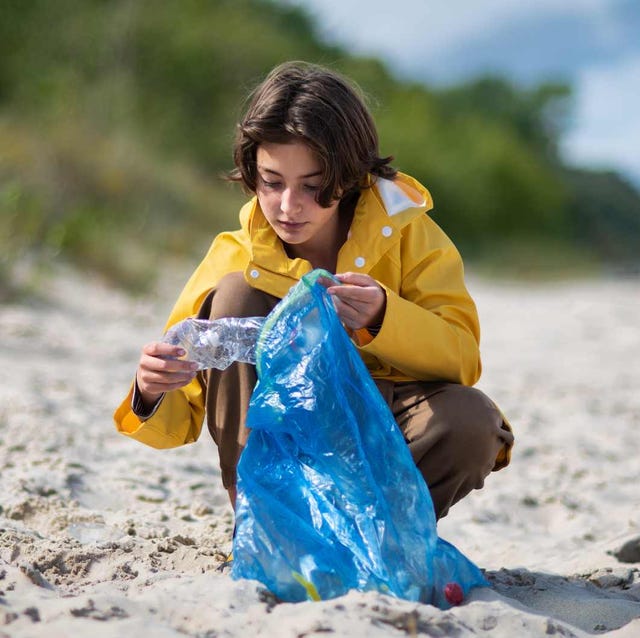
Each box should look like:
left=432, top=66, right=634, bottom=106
left=1, top=0, right=639, bottom=297
left=439, top=77, right=573, bottom=162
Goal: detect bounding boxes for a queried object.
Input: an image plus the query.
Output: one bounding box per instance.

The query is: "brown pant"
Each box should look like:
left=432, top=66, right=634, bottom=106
left=198, top=272, right=514, bottom=519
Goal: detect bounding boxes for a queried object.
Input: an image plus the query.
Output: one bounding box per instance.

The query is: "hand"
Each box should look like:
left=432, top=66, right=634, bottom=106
left=135, top=342, right=199, bottom=408
left=326, top=272, right=386, bottom=330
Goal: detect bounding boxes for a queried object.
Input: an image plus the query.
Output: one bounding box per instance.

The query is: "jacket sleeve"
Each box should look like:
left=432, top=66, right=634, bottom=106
left=359, top=215, right=481, bottom=386
left=113, top=227, right=252, bottom=448
left=113, top=376, right=206, bottom=448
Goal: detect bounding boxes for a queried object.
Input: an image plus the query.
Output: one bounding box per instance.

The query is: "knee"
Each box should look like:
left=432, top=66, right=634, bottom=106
left=448, top=386, right=503, bottom=458
left=434, top=385, right=507, bottom=475
left=405, top=383, right=512, bottom=518
left=212, top=272, right=252, bottom=316
left=200, top=272, right=279, bottom=320
left=409, top=384, right=506, bottom=478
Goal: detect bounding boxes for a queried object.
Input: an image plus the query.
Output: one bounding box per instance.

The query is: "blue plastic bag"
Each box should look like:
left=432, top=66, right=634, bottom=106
left=231, top=269, right=487, bottom=607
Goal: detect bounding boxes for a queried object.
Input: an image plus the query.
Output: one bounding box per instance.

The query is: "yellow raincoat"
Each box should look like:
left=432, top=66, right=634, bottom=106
left=114, top=173, right=484, bottom=451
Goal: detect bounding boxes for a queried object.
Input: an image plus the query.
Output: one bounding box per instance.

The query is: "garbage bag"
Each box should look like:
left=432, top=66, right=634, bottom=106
left=231, top=269, right=487, bottom=607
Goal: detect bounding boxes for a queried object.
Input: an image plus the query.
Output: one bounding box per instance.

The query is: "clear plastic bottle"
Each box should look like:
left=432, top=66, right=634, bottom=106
left=162, top=317, right=265, bottom=370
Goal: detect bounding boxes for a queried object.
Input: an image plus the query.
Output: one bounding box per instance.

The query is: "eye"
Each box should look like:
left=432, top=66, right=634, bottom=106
left=260, top=177, right=282, bottom=190
left=303, top=184, right=320, bottom=193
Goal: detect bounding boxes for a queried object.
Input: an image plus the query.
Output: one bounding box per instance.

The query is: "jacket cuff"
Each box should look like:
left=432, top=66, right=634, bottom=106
left=132, top=380, right=164, bottom=420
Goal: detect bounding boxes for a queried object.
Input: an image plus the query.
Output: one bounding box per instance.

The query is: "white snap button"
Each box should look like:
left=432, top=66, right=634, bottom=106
left=354, top=257, right=365, bottom=268
left=250, top=269, right=260, bottom=279
left=382, top=225, right=392, bottom=237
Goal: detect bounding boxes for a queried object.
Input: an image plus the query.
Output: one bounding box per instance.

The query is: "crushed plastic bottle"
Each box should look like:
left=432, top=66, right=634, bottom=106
left=162, top=317, right=265, bottom=371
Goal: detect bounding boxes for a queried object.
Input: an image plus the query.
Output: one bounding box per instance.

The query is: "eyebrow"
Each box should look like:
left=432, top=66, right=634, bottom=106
left=258, top=165, right=323, bottom=179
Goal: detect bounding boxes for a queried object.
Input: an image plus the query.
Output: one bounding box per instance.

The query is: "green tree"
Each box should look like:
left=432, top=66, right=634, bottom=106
left=1, top=0, right=639, bottom=294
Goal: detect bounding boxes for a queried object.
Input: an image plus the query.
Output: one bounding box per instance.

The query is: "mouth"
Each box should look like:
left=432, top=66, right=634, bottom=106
left=278, top=220, right=306, bottom=230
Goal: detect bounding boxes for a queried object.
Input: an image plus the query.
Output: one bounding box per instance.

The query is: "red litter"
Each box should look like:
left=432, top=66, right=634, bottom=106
left=444, top=582, right=464, bottom=606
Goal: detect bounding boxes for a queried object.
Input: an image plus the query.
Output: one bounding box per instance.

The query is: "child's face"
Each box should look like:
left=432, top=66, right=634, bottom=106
left=255, top=141, right=341, bottom=260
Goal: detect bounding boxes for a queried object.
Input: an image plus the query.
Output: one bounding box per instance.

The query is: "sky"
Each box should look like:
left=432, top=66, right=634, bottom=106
left=282, top=0, right=640, bottom=187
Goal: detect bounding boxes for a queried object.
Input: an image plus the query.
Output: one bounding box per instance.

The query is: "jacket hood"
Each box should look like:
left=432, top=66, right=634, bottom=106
left=372, top=172, right=433, bottom=223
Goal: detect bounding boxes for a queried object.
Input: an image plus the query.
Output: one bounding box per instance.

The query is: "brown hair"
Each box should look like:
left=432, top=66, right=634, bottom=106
left=228, top=61, right=396, bottom=207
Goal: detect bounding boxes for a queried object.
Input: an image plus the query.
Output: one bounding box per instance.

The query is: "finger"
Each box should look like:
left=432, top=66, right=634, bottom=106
left=334, top=272, right=376, bottom=287
left=329, top=292, right=361, bottom=318
left=332, top=298, right=363, bottom=329
left=331, top=287, right=385, bottom=329
left=317, top=274, right=341, bottom=289
left=329, top=284, right=380, bottom=310
left=137, top=369, right=197, bottom=394
left=143, top=341, right=187, bottom=358
left=139, top=366, right=197, bottom=383
left=140, top=352, right=199, bottom=375
left=138, top=355, right=199, bottom=376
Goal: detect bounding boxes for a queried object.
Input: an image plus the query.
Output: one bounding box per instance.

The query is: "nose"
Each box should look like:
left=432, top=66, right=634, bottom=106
left=280, top=187, right=301, bottom=215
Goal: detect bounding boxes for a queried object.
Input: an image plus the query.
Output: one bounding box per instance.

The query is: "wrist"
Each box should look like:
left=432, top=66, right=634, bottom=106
left=366, top=322, right=382, bottom=337
left=368, top=292, right=387, bottom=331
left=134, top=378, right=163, bottom=416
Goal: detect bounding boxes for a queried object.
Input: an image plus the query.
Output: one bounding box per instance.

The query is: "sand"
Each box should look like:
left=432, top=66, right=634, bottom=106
left=1, top=263, right=639, bottom=637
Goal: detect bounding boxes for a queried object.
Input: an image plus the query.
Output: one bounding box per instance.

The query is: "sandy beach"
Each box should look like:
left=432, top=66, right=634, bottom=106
left=1, top=264, right=639, bottom=637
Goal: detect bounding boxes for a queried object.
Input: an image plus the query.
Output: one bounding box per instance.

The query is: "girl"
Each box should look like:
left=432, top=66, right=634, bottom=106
left=114, top=61, right=514, bottom=519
